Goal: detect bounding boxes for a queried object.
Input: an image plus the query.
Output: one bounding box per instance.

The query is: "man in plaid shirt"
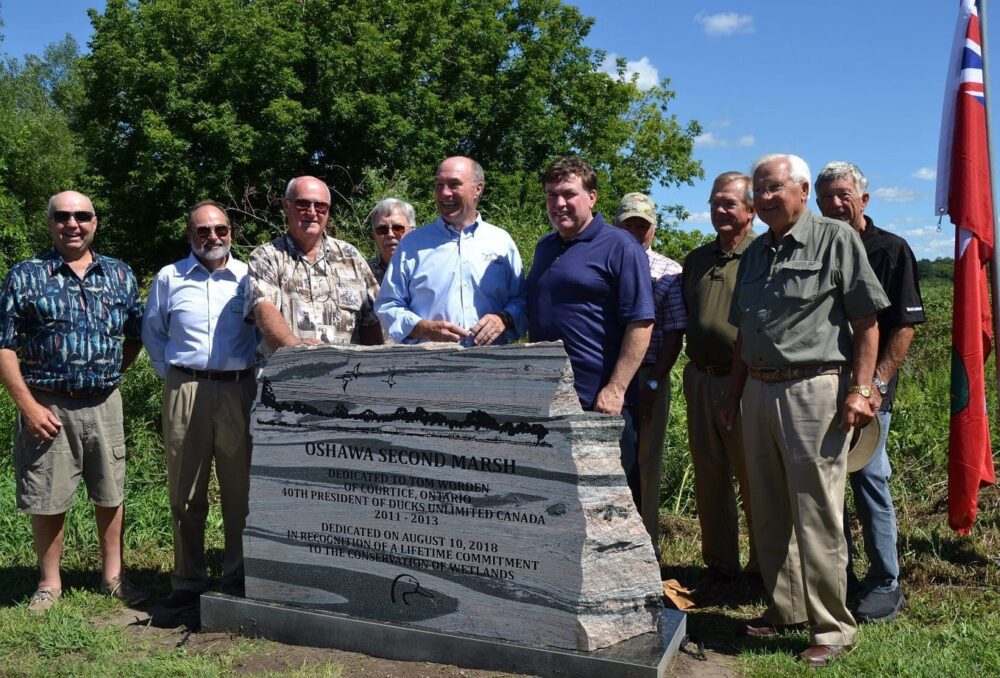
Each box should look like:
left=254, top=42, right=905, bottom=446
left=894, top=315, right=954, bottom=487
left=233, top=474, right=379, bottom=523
left=615, top=193, right=686, bottom=548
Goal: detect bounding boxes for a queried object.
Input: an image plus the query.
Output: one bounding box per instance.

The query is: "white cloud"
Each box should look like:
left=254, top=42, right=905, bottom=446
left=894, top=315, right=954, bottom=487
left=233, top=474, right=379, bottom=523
left=912, top=167, right=937, bottom=181
left=695, top=12, right=755, bottom=37
left=736, top=134, right=756, bottom=147
left=712, top=118, right=733, bottom=128
left=694, top=132, right=727, bottom=148
left=599, top=53, right=660, bottom=91
left=874, top=187, right=919, bottom=203
left=682, top=211, right=712, bottom=225
left=901, top=226, right=941, bottom=238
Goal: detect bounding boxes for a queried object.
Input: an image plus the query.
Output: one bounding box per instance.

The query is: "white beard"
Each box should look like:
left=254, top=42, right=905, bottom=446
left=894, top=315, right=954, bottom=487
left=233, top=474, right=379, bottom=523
left=192, top=242, right=231, bottom=262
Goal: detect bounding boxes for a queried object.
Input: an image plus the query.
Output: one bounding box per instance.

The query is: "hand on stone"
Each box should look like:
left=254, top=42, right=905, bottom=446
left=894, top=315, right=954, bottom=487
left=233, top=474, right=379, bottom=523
left=297, top=338, right=324, bottom=346
left=22, top=400, right=62, bottom=442
left=840, top=392, right=874, bottom=432
left=594, top=384, right=624, bottom=416
left=469, top=314, right=506, bottom=346
left=413, top=319, right=471, bottom=343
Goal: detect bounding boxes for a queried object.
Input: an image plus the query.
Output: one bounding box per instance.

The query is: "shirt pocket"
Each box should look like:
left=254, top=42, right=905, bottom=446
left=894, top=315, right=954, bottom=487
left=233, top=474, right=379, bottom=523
left=772, top=260, right=821, bottom=301
left=336, top=285, right=362, bottom=311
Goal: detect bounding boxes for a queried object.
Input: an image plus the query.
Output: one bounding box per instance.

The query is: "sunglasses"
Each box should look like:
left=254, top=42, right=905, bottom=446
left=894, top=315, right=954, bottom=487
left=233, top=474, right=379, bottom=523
left=374, top=224, right=408, bottom=236
left=194, top=224, right=230, bottom=238
left=290, top=199, right=330, bottom=214
left=53, top=210, right=95, bottom=223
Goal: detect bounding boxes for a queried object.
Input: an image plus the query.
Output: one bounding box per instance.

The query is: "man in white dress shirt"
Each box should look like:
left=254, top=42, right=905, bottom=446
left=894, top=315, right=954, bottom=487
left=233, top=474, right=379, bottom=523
left=142, top=200, right=259, bottom=610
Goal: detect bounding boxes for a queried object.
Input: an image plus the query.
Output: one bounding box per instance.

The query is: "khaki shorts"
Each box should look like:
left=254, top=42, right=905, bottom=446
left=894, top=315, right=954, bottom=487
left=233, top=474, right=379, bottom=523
left=14, top=388, right=127, bottom=514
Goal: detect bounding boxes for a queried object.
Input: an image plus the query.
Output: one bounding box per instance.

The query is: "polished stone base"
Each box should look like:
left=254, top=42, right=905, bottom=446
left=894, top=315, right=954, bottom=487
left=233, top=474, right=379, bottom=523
left=202, top=593, right=686, bottom=678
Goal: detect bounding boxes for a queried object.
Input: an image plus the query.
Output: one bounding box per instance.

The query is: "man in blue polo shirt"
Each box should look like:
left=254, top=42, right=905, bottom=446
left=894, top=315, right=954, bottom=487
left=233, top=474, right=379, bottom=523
left=527, top=156, right=654, bottom=505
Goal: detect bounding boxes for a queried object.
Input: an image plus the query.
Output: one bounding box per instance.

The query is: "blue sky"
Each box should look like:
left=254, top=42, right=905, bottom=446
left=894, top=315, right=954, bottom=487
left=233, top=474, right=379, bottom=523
left=0, top=1, right=983, bottom=260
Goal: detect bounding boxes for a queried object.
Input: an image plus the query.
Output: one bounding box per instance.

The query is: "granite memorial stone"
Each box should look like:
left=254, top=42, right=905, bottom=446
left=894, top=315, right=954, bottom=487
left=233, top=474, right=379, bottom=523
left=241, top=342, right=665, bottom=652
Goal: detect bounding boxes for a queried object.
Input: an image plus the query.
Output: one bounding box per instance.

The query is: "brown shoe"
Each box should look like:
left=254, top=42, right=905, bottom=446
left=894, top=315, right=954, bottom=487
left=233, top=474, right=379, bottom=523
left=744, top=617, right=807, bottom=637
left=27, top=587, right=61, bottom=614
left=102, top=575, right=149, bottom=607
left=798, top=644, right=854, bottom=668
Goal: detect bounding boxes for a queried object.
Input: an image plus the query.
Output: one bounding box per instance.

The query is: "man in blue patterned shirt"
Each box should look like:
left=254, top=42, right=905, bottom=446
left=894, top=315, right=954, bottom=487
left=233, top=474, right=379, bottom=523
left=0, top=190, right=146, bottom=613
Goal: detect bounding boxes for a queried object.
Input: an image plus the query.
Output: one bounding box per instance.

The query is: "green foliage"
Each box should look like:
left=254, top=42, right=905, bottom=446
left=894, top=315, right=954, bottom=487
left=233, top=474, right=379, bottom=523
left=79, top=0, right=701, bottom=277
left=917, top=257, right=955, bottom=282
left=0, top=38, right=87, bottom=274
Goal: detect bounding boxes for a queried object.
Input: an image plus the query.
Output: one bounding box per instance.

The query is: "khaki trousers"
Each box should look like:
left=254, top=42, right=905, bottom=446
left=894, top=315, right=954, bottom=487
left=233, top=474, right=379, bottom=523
left=682, top=363, right=757, bottom=575
left=742, top=373, right=857, bottom=647
left=636, top=363, right=669, bottom=544
left=163, top=367, right=255, bottom=592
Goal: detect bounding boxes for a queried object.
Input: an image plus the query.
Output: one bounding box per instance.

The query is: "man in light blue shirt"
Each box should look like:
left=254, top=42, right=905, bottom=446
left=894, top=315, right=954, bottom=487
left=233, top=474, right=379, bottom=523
left=142, top=200, right=258, bottom=612
left=375, top=156, right=527, bottom=345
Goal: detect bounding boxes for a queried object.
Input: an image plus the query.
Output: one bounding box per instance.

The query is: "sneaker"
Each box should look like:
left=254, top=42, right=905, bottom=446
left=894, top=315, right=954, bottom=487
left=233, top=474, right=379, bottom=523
left=163, top=589, right=201, bottom=610
left=27, top=587, right=61, bottom=614
left=855, top=587, right=906, bottom=623
left=102, top=575, right=149, bottom=607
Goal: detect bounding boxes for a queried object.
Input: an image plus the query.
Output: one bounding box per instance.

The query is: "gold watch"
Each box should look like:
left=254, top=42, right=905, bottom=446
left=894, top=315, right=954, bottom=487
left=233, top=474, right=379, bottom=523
left=848, top=385, right=872, bottom=398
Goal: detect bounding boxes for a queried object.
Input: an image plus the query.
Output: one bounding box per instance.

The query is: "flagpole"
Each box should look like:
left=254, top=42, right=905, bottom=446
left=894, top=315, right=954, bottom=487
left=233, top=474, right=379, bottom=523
left=982, top=0, right=1000, bottom=403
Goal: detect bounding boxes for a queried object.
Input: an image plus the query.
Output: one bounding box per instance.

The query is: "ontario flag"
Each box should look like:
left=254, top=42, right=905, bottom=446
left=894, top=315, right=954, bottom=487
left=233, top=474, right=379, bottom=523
left=937, top=0, right=996, bottom=535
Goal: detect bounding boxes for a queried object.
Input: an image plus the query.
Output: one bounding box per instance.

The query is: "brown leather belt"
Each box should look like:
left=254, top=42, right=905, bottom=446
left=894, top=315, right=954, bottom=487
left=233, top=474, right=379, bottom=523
left=747, top=363, right=844, bottom=384
left=173, top=365, right=254, bottom=382
left=693, top=362, right=731, bottom=377
left=29, top=384, right=116, bottom=399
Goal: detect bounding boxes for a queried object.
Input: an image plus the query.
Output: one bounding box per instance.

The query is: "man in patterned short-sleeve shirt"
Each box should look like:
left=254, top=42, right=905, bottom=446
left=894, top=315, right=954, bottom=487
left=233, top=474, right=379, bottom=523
left=245, top=176, right=383, bottom=353
left=0, top=190, right=147, bottom=613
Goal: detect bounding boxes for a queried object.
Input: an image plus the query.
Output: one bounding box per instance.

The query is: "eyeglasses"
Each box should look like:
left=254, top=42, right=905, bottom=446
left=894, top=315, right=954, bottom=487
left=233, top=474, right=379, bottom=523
left=194, top=224, right=230, bottom=238
left=290, top=199, right=330, bottom=214
left=753, top=182, right=793, bottom=199
left=53, top=210, right=95, bottom=223
left=374, top=224, right=409, bottom=236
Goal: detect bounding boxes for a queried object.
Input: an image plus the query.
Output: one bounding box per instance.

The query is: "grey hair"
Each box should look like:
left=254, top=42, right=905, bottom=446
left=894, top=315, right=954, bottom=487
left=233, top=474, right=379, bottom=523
left=284, top=176, right=331, bottom=201
left=370, top=198, right=416, bottom=228
left=815, top=161, right=868, bottom=194
left=709, top=171, right=753, bottom=208
left=751, top=153, right=811, bottom=185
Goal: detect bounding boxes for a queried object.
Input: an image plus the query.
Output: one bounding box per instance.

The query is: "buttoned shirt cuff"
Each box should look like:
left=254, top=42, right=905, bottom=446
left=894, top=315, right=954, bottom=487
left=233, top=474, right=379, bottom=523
left=388, top=311, right=422, bottom=343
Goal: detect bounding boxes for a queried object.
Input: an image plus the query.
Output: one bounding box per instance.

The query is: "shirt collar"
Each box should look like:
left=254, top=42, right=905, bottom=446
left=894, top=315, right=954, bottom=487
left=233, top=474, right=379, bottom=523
left=47, top=248, right=105, bottom=277
left=435, top=213, right=482, bottom=236
left=564, top=212, right=606, bottom=243
left=764, top=208, right=812, bottom=249
left=714, top=229, right=757, bottom=257
left=178, top=252, right=239, bottom=279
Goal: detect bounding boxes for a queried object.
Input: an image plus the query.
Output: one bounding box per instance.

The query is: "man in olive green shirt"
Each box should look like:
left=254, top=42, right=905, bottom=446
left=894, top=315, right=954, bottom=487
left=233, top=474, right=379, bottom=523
left=720, top=154, right=889, bottom=668
left=681, top=171, right=758, bottom=580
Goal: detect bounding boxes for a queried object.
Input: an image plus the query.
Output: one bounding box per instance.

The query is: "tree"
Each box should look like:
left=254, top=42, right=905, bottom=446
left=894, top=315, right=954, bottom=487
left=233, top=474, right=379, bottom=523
left=0, top=36, right=87, bottom=275
left=80, top=0, right=702, bottom=277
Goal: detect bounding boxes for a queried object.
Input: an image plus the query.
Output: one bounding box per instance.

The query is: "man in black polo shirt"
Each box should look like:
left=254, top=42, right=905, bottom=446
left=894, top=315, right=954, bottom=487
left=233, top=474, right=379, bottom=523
left=815, top=161, right=925, bottom=623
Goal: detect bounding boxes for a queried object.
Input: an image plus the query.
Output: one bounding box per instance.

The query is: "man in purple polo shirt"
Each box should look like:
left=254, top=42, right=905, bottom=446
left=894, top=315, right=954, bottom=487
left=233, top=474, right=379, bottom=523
left=526, top=156, right=654, bottom=507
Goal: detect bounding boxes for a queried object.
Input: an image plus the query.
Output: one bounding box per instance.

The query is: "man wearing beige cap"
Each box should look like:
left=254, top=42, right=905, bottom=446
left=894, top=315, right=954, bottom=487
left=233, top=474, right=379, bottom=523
left=614, top=192, right=685, bottom=548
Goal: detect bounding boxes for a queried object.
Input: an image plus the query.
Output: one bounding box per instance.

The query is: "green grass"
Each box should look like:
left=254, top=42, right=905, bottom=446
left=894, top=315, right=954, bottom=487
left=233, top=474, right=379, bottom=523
left=1, top=280, right=999, bottom=675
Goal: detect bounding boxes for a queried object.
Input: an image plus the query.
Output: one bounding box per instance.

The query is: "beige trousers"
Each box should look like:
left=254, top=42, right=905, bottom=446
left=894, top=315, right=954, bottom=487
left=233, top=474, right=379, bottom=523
left=162, top=367, right=255, bottom=592
left=636, top=363, right=669, bottom=544
left=682, top=363, right=757, bottom=575
left=741, top=373, right=857, bottom=647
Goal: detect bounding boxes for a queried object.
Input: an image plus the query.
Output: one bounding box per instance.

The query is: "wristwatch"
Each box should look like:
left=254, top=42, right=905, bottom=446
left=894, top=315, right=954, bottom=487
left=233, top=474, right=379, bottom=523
left=645, top=379, right=660, bottom=392
left=872, top=377, right=888, bottom=396
left=848, top=385, right=873, bottom=398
